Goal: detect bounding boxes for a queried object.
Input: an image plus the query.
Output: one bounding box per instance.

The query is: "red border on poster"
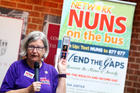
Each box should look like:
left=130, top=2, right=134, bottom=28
left=44, top=23, right=60, bottom=66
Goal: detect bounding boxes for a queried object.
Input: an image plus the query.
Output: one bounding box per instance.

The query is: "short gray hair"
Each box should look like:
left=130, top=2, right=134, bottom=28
left=20, top=31, right=49, bottom=58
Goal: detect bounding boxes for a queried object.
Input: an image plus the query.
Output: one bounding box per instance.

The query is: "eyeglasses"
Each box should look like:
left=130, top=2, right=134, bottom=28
left=28, top=46, right=45, bottom=51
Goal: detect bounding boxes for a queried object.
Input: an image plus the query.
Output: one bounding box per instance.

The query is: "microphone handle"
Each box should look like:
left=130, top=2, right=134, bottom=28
left=35, top=68, right=39, bottom=81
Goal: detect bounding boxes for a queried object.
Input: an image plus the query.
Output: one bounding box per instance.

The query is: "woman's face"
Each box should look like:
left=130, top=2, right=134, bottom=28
left=27, top=39, right=46, bottom=63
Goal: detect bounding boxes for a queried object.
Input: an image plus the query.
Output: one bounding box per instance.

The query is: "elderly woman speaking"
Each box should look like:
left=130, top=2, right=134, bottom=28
left=0, top=31, right=66, bottom=93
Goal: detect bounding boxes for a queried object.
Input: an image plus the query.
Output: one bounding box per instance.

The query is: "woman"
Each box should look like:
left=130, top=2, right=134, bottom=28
left=0, top=31, right=66, bottom=93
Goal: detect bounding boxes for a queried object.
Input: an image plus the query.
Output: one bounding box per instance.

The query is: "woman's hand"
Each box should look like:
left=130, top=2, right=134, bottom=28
left=6, top=82, right=42, bottom=93
left=57, top=58, right=67, bottom=74
left=27, top=81, right=41, bottom=92
left=56, top=58, right=66, bottom=93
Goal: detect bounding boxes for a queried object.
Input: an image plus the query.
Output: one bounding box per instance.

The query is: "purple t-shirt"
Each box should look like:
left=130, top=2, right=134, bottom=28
left=0, top=59, right=58, bottom=93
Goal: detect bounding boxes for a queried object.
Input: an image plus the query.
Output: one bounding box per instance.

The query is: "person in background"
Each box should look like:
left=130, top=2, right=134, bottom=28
left=0, top=31, right=66, bottom=93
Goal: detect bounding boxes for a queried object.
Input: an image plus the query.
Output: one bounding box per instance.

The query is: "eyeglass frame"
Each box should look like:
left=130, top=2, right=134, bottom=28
left=27, top=46, right=45, bottom=51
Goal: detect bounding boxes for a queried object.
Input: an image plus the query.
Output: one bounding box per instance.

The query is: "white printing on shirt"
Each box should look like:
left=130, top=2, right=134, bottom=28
left=24, top=71, right=34, bottom=79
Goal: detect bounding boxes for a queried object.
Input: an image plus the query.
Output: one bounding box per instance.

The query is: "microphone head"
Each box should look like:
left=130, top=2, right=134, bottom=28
left=34, top=62, right=39, bottom=68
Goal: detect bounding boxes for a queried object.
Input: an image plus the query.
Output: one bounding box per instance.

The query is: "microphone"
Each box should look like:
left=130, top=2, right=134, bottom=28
left=34, top=62, right=39, bottom=81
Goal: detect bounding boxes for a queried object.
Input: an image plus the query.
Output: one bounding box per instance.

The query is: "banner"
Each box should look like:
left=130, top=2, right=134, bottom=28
left=0, top=7, right=29, bottom=86
left=0, top=16, right=23, bottom=86
left=43, top=14, right=61, bottom=66
left=44, top=23, right=60, bottom=66
left=56, top=0, right=136, bottom=93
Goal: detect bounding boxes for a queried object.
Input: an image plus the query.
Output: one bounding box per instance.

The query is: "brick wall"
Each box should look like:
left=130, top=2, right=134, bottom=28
left=0, top=0, right=139, bottom=93
left=125, top=0, right=140, bottom=93
left=0, top=0, right=63, bottom=33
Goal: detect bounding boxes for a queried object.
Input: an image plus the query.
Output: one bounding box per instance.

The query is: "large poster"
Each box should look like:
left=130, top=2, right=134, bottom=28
left=44, top=23, right=60, bottom=66
left=56, top=0, right=136, bottom=93
left=0, top=7, right=28, bottom=86
left=43, top=15, right=61, bottom=66
left=0, top=16, right=23, bottom=86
